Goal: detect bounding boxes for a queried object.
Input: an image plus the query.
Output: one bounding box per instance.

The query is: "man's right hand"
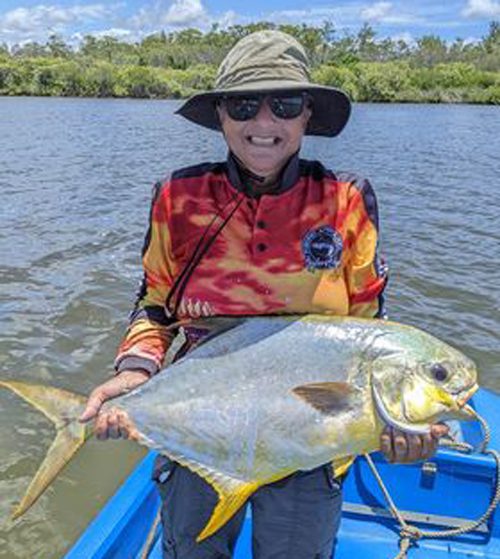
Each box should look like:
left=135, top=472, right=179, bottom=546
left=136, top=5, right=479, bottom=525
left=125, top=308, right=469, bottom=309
left=79, top=370, right=149, bottom=440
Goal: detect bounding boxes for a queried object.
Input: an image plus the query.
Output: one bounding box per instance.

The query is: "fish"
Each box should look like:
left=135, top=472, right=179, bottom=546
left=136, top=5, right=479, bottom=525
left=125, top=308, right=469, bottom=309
left=0, top=315, right=479, bottom=541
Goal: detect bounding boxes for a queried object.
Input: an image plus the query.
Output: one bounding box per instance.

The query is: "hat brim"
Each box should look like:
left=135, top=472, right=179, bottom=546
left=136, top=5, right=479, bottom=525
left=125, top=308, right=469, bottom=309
left=175, top=80, right=351, bottom=138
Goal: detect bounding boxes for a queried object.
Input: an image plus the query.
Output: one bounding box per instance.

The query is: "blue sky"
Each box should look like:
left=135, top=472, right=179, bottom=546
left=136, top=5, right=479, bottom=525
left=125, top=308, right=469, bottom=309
left=0, top=0, right=498, bottom=47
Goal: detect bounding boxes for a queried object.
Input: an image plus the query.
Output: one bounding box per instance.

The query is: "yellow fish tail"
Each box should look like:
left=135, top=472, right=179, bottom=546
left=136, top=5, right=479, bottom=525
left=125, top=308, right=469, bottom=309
left=0, top=380, right=90, bottom=519
left=196, top=479, right=259, bottom=542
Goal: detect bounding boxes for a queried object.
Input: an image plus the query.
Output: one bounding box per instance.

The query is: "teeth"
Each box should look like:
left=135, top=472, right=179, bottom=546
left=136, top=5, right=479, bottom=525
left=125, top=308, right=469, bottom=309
left=249, top=136, right=277, bottom=146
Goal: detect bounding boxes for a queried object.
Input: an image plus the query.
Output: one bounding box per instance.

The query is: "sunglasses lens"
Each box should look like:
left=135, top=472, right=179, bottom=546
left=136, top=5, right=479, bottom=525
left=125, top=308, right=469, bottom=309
left=224, top=96, right=261, bottom=121
left=221, top=93, right=308, bottom=121
left=269, top=95, right=305, bottom=119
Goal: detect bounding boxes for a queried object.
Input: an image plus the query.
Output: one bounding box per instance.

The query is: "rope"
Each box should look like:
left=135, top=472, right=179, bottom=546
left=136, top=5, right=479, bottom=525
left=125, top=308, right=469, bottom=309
left=363, top=409, right=500, bottom=559
left=139, top=508, right=162, bottom=559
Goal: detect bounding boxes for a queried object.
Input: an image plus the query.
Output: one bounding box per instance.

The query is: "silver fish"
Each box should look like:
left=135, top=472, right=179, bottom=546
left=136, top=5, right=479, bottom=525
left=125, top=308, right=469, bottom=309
left=0, top=315, right=478, bottom=540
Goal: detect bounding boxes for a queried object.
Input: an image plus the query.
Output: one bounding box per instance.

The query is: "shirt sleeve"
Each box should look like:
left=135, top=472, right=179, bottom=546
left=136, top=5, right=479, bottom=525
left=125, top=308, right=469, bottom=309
left=343, top=176, right=388, bottom=318
left=114, top=182, right=179, bottom=375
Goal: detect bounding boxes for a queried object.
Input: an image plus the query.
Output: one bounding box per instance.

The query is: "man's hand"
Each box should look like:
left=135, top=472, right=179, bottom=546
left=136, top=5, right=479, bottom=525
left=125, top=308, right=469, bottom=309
left=79, top=370, right=149, bottom=440
left=380, top=424, right=450, bottom=463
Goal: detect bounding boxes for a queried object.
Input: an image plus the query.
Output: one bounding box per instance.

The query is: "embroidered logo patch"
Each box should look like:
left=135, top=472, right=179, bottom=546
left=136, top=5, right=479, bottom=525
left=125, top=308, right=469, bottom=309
left=302, top=226, right=343, bottom=271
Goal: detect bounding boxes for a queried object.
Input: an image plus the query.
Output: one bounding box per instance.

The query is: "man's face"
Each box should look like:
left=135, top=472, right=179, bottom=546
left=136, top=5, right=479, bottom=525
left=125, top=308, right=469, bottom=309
left=217, top=94, right=311, bottom=179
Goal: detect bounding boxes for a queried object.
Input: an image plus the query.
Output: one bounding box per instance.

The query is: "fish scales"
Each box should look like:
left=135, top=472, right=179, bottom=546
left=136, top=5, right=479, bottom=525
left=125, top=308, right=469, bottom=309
left=114, top=317, right=432, bottom=480
left=0, top=315, right=479, bottom=541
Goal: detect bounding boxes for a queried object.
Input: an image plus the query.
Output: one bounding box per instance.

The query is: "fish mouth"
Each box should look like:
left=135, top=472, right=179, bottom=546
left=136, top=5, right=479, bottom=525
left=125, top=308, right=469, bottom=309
left=456, top=383, right=479, bottom=408
left=452, top=383, right=479, bottom=420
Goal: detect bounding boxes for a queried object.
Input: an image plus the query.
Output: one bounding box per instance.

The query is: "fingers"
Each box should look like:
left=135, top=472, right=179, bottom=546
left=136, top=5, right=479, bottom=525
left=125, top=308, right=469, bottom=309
left=380, top=426, right=395, bottom=461
left=79, top=371, right=149, bottom=423
left=431, top=423, right=450, bottom=439
left=380, top=426, right=447, bottom=464
left=94, top=407, right=137, bottom=441
left=79, top=388, right=107, bottom=423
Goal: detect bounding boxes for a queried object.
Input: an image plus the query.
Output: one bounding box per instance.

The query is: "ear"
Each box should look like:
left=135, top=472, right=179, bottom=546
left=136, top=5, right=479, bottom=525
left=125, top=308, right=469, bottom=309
left=215, top=102, right=225, bottom=124
left=301, top=105, right=312, bottom=130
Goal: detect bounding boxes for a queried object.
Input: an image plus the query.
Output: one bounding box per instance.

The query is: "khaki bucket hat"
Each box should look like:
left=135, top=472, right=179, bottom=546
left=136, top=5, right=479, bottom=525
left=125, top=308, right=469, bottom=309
left=176, top=30, right=351, bottom=137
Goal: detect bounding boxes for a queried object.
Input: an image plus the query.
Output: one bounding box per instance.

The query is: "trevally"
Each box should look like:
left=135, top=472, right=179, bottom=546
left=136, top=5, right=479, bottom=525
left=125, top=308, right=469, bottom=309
left=0, top=315, right=478, bottom=541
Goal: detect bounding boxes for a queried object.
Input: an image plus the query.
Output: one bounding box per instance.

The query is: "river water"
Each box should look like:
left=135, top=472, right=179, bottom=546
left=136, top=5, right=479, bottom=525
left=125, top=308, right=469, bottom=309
left=0, top=97, right=499, bottom=558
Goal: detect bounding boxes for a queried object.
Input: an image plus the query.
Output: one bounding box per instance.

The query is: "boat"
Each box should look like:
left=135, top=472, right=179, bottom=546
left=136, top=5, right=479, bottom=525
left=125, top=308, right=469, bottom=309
left=64, top=388, right=500, bottom=559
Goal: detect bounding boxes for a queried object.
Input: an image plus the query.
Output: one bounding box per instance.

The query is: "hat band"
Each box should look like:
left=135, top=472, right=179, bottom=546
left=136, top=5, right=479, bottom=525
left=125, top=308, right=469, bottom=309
left=216, top=64, right=310, bottom=91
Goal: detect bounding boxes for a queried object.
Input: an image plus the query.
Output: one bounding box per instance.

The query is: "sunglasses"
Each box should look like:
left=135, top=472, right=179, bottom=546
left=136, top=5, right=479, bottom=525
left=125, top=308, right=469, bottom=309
left=219, top=93, right=311, bottom=121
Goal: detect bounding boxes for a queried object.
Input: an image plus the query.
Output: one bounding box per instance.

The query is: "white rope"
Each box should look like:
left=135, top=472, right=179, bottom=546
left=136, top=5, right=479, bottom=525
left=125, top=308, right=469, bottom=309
left=363, top=411, right=500, bottom=559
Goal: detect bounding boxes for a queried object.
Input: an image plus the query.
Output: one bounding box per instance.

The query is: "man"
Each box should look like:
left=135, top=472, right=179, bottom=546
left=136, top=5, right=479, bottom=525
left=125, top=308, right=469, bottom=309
left=80, top=30, right=447, bottom=558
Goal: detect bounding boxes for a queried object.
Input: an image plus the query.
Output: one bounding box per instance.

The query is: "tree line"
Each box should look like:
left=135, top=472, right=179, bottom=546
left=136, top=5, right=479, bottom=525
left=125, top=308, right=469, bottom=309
left=0, top=21, right=499, bottom=103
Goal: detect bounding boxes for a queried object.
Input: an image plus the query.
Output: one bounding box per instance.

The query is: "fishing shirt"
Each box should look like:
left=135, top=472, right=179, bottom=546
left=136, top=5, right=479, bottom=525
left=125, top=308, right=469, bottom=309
left=115, top=153, right=388, bottom=376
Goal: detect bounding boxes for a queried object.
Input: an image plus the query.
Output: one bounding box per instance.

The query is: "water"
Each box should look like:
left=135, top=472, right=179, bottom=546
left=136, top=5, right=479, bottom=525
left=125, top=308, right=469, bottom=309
left=0, top=97, right=499, bottom=558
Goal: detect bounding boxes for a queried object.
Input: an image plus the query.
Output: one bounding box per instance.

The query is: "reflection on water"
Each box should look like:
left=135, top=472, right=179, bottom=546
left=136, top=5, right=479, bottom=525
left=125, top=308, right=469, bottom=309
left=0, top=97, right=499, bottom=558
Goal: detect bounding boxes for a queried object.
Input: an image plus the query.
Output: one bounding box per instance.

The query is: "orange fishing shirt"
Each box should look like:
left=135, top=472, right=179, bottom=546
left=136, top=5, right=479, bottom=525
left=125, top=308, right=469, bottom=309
left=115, top=154, right=388, bottom=375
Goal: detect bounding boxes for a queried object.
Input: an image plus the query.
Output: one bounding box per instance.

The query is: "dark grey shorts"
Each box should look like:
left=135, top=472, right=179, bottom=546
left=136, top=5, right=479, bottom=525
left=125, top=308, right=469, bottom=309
left=154, top=457, right=343, bottom=559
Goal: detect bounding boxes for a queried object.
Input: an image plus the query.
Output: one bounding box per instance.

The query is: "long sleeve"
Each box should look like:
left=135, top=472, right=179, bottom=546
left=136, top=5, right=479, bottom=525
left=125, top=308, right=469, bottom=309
left=114, top=183, right=179, bottom=375
left=343, top=176, right=388, bottom=318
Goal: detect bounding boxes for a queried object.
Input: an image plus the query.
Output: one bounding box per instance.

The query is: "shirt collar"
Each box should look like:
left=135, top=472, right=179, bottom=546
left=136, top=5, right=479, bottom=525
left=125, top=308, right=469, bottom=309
left=226, top=151, right=300, bottom=198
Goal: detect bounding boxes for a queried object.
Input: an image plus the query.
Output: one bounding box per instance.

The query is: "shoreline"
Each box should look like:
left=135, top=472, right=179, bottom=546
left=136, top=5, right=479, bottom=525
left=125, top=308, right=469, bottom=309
left=0, top=92, right=498, bottom=106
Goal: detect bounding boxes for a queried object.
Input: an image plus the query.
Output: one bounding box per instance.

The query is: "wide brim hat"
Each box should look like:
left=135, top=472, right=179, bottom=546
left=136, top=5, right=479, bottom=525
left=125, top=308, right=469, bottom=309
left=176, top=30, right=351, bottom=138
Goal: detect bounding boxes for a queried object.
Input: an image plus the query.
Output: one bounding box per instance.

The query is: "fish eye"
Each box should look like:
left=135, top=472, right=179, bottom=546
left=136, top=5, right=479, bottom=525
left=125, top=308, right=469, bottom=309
left=431, top=363, right=449, bottom=382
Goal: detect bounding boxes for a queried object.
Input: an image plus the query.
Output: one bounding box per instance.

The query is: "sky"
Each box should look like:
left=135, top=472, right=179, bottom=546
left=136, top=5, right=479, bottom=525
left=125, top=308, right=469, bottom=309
left=0, top=0, right=499, bottom=47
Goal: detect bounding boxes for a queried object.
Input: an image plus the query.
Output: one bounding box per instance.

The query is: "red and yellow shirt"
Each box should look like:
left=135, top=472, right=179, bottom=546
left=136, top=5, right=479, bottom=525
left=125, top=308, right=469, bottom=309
left=115, top=154, right=387, bottom=375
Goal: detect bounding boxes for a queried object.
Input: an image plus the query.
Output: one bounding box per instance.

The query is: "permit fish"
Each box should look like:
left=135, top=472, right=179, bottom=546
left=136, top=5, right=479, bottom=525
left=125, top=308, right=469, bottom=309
left=0, top=315, right=478, bottom=541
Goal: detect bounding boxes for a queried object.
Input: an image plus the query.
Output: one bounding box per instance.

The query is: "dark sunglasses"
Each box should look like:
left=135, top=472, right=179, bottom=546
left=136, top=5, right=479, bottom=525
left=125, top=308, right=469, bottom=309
left=219, top=93, right=311, bottom=121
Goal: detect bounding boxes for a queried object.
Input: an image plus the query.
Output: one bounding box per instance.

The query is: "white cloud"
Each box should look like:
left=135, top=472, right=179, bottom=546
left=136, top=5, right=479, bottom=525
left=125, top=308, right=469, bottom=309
left=361, top=2, right=393, bottom=22
left=214, top=10, right=238, bottom=29
left=129, top=0, right=208, bottom=31
left=390, top=31, right=416, bottom=45
left=164, top=0, right=206, bottom=25
left=263, top=4, right=423, bottom=30
left=92, top=28, right=134, bottom=39
left=0, top=4, right=112, bottom=34
left=462, top=0, right=500, bottom=18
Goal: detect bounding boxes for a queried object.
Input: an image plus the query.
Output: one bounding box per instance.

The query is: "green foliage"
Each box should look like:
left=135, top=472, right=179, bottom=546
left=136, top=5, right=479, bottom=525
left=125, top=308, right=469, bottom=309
left=311, top=65, right=359, bottom=100
left=1, top=21, right=499, bottom=104
left=354, top=62, right=412, bottom=102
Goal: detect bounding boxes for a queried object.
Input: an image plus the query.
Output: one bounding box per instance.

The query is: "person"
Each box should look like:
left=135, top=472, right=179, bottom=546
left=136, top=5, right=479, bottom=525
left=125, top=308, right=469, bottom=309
left=79, top=30, right=448, bottom=559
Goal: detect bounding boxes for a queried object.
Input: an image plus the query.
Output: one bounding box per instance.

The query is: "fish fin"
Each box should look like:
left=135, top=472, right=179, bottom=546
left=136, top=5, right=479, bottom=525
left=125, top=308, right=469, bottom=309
left=0, top=380, right=87, bottom=427
left=292, top=382, right=353, bottom=414
left=12, top=420, right=88, bottom=519
left=0, top=380, right=90, bottom=519
left=197, top=477, right=259, bottom=542
left=172, top=456, right=259, bottom=542
left=332, top=455, right=355, bottom=478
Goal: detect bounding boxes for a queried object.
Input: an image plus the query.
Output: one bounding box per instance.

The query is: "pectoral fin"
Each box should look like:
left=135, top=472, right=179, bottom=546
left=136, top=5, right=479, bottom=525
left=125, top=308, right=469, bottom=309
left=292, top=382, right=353, bottom=414
left=0, top=380, right=90, bottom=519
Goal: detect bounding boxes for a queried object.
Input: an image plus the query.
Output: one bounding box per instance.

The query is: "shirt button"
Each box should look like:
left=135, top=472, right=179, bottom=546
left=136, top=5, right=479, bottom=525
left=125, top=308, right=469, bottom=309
left=257, top=243, right=267, bottom=252
left=256, top=220, right=266, bottom=229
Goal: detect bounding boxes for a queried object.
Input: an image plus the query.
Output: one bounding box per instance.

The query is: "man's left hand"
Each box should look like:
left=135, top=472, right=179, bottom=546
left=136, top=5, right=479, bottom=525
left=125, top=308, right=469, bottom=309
left=380, top=424, right=449, bottom=463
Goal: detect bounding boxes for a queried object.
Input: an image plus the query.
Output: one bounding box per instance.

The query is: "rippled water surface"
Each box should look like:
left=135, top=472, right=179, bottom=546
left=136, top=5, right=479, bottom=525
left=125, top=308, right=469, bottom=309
left=0, top=97, right=499, bottom=558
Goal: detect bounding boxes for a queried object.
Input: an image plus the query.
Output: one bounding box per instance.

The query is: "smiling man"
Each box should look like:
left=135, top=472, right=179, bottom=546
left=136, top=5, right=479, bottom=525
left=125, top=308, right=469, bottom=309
left=80, top=30, right=448, bottom=559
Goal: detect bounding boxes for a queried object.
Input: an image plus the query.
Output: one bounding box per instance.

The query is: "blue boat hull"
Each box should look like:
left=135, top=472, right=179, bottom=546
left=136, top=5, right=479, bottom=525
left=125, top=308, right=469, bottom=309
left=64, top=389, right=500, bottom=558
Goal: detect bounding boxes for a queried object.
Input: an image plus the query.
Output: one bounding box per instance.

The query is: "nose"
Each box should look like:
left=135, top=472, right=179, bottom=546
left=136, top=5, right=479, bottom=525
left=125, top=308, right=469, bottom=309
left=252, top=96, right=277, bottom=124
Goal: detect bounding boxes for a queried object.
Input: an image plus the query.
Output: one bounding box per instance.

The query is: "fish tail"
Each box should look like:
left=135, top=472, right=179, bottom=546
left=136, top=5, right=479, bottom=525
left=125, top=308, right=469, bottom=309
left=196, top=479, right=259, bottom=542
left=0, top=380, right=90, bottom=519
